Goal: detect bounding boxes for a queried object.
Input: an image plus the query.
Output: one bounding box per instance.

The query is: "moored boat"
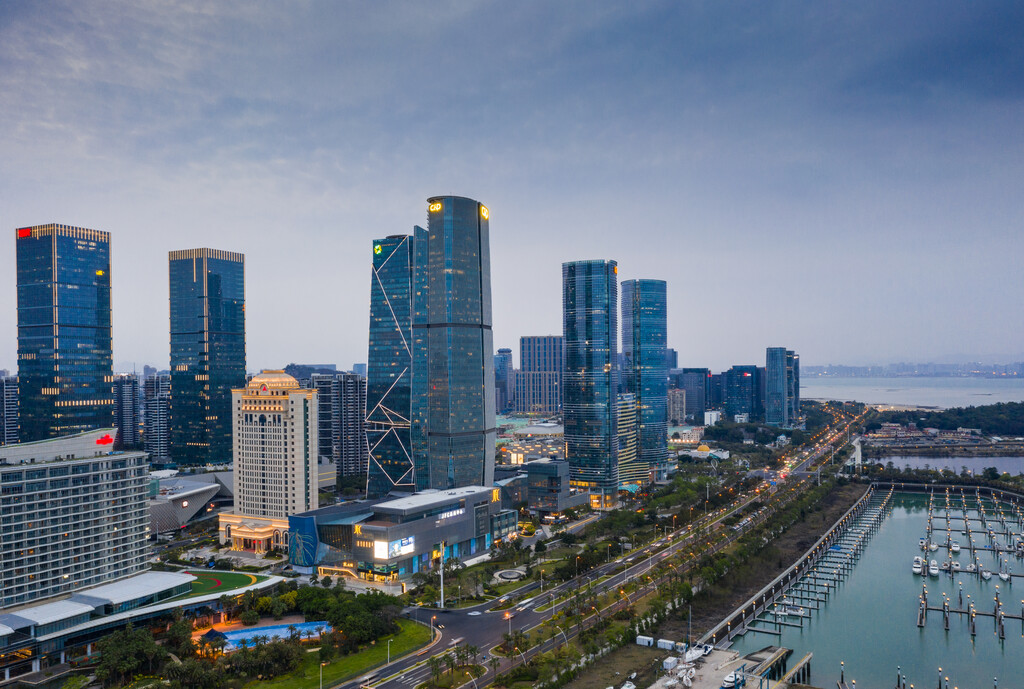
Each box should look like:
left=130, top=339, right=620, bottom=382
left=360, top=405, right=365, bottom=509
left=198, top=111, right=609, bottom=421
left=929, top=561, right=939, bottom=577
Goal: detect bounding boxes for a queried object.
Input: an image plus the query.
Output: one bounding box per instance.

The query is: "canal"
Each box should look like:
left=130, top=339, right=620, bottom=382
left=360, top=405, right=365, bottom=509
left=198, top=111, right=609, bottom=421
left=729, top=492, right=1018, bottom=688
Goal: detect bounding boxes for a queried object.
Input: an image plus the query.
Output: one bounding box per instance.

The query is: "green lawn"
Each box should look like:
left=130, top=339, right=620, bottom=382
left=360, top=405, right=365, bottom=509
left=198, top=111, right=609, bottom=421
left=245, top=619, right=431, bottom=689
left=179, top=570, right=267, bottom=598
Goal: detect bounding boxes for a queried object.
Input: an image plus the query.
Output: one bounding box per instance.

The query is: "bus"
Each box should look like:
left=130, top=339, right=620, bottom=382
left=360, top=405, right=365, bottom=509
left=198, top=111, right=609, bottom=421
left=358, top=670, right=380, bottom=687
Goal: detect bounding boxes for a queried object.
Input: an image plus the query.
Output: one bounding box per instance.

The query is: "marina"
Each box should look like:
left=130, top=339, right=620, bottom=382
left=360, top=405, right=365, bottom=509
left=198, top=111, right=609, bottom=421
left=727, top=487, right=1019, bottom=688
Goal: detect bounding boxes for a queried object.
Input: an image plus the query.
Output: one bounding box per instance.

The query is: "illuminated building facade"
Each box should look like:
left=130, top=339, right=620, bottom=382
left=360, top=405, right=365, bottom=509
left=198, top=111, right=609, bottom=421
left=616, top=392, right=644, bottom=487
left=168, top=248, right=245, bottom=464
left=0, top=429, right=150, bottom=611
left=309, top=372, right=367, bottom=478
left=143, top=373, right=171, bottom=461
left=16, top=224, right=113, bottom=441
left=219, top=371, right=318, bottom=553
left=514, top=335, right=563, bottom=414
left=411, top=196, right=495, bottom=491
left=725, top=365, right=762, bottom=420
left=562, top=259, right=619, bottom=509
left=621, top=279, right=668, bottom=472
left=494, top=348, right=513, bottom=413
left=365, top=234, right=414, bottom=498
left=1, top=376, right=17, bottom=445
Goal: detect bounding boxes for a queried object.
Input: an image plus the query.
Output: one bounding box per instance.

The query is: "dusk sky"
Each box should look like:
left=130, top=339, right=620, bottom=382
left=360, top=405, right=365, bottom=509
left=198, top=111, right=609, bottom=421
left=2, top=2, right=1022, bottom=374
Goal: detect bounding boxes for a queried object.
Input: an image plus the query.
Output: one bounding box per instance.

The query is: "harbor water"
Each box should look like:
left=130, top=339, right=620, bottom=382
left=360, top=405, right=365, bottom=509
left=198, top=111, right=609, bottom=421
left=801, top=377, right=1024, bottom=409
left=885, top=456, right=1024, bottom=478
left=728, top=493, right=1018, bottom=688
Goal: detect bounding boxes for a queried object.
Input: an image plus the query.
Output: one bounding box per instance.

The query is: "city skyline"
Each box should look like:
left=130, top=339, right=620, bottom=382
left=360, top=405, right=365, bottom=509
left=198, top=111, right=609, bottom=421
left=2, top=4, right=1022, bottom=373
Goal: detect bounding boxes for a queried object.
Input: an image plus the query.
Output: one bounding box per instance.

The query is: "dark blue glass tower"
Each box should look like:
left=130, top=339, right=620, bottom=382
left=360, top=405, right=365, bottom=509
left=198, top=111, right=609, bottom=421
left=621, top=279, right=668, bottom=478
left=562, top=259, right=618, bottom=509
left=410, top=196, right=495, bottom=490
left=766, top=347, right=798, bottom=426
left=725, top=365, right=761, bottom=419
left=168, top=248, right=246, bottom=464
left=16, top=224, right=113, bottom=440
left=365, top=234, right=415, bottom=498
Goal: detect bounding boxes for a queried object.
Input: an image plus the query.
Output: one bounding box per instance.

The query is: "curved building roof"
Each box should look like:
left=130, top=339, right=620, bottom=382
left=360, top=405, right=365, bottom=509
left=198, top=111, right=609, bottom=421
left=247, top=370, right=300, bottom=390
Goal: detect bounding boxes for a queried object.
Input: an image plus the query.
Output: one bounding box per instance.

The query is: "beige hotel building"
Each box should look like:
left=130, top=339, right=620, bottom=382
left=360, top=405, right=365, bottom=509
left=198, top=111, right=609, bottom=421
left=219, top=371, right=318, bottom=553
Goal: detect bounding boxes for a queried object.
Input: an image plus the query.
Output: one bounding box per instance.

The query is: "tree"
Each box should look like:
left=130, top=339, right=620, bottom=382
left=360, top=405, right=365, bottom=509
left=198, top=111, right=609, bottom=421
left=427, top=656, right=443, bottom=685
left=94, top=624, right=166, bottom=687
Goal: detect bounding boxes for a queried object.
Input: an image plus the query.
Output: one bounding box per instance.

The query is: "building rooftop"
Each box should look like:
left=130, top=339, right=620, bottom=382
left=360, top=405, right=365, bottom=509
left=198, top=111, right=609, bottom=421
left=2, top=600, right=95, bottom=627
left=0, top=428, right=139, bottom=466
left=0, top=623, right=15, bottom=637
left=246, top=370, right=300, bottom=390
left=71, top=572, right=196, bottom=607
left=513, top=423, right=564, bottom=437
left=376, top=486, right=493, bottom=512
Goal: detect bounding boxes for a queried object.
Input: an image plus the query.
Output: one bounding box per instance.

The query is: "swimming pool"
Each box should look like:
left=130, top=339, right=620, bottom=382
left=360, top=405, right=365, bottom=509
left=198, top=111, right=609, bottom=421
left=222, top=621, right=331, bottom=649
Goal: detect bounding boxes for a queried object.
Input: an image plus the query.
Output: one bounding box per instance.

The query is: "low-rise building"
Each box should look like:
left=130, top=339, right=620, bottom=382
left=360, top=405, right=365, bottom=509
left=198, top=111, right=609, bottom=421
left=288, top=485, right=517, bottom=582
left=525, top=459, right=590, bottom=516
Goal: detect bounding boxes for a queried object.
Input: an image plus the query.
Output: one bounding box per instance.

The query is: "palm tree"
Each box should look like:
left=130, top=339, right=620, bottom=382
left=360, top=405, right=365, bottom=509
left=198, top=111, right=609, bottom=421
left=427, top=656, right=443, bottom=686
left=488, top=656, right=500, bottom=677
left=443, top=652, right=456, bottom=676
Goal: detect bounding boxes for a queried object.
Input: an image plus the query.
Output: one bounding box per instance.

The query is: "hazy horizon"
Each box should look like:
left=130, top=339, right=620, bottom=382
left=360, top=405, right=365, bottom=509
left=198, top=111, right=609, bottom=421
left=3, top=2, right=1022, bottom=374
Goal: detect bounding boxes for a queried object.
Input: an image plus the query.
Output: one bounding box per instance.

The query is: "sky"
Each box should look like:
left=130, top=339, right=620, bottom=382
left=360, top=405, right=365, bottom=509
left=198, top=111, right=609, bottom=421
left=1, top=1, right=1023, bottom=374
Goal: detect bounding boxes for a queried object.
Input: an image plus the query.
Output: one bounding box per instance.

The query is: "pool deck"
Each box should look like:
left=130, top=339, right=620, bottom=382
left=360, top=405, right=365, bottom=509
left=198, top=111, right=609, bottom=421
left=193, top=614, right=306, bottom=638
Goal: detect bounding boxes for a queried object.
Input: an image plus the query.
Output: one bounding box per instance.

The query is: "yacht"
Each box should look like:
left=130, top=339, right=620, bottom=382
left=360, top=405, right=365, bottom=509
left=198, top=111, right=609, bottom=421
left=919, top=538, right=928, bottom=550
left=929, top=542, right=939, bottom=552
left=966, top=563, right=977, bottom=573
left=939, top=561, right=950, bottom=572
left=951, top=541, right=961, bottom=553
left=722, top=672, right=739, bottom=688
left=951, top=561, right=961, bottom=573
left=929, top=560, right=940, bottom=577
left=981, top=569, right=992, bottom=581
left=912, top=557, right=923, bottom=575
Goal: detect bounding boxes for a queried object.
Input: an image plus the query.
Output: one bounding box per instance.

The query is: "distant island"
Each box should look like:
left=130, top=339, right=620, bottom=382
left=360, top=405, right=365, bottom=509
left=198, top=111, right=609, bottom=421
left=804, top=362, right=1023, bottom=378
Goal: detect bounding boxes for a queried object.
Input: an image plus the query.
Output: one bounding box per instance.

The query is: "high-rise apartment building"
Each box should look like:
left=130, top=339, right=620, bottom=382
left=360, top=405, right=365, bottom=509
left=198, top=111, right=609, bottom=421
left=563, top=259, right=619, bottom=509
left=310, top=372, right=367, bottom=478
left=514, top=335, right=564, bottom=415
left=16, top=225, right=113, bottom=441
left=112, top=373, right=141, bottom=448
left=766, top=347, right=800, bottom=426
left=410, top=196, right=495, bottom=491
left=1, top=376, right=17, bottom=445
left=621, top=279, right=668, bottom=471
left=219, top=371, right=317, bottom=553
left=143, top=373, right=171, bottom=461
left=365, top=234, right=415, bottom=499
left=168, top=248, right=246, bottom=465
left=494, top=348, right=513, bottom=413
left=616, top=392, right=644, bottom=487
left=0, top=429, right=150, bottom=610
left=667, top=388, right=686, bottom=426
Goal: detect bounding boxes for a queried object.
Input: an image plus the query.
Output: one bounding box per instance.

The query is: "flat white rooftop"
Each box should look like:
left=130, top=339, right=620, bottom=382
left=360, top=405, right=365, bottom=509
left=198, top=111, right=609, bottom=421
left=378, top=485, right=493, bottom=511
left=72, top=571, right=196, bottom=606
left=9, top=600, right=95, bottom=626
left=0, top=623, right=14, bottom=636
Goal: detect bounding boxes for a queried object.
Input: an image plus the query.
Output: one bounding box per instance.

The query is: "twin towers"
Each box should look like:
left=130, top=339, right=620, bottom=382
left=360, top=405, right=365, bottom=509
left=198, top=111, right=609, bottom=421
left=366, top=196, right=495, bottom=498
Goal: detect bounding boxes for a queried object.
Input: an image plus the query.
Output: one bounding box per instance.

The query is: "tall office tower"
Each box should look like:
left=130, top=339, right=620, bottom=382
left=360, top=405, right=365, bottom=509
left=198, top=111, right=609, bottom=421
left=514, top=335, right=564, bottom=414
left=494, top=348, right=513, bottom=413
left=616, top=393, right=644, bottom=487
left=787, top=351, right=800, bottom=423
left=680, top=368, right=710, bottom=420
left=352, top=363, right=367, bottom=378
left=112, top=373, right=141, bottom=447
left=709, top=373, right=725, bottom=409
left=410, top=196, right=495, bottom=491
left=0, top=429, right=150, bottom=609
left=766, top=347, right=800, bottom=426
left=621, top=279, right=668, bottom=472
left=0, top=376, right=18, bottom=445
left=365, top=234, right=415, bottom=499
left=168, top=248, right=246, bottom=464
left=667, top=388, right=686, bottom=426
left=563, top=259, right=619, bottom=509
left=310, top=372, right=368, bottom=478
left=219, top=371, right=317, bottom=553
left=725, top=365, right=761, bottom=420
left=143, top=372, right=171, bottom=460
left=16, top=224, right=113, bottom=441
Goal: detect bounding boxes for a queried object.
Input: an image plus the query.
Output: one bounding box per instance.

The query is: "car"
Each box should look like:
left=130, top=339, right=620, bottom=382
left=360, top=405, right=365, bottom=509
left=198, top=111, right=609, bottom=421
left=467, top=611, right=482, bottom=616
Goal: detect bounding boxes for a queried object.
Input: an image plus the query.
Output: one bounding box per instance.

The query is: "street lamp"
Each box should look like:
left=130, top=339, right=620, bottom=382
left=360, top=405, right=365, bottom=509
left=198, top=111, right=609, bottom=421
left=506, top=611, right=512, bottom=635
left=431, top=615, right=437, bottom=636
left=319, top=662, right=326, bottom=689
left=387, top=638, right=392, bottom=665
left=541, top=569, right=545, bottom=592
left=575, top=556, right=580, bottom=579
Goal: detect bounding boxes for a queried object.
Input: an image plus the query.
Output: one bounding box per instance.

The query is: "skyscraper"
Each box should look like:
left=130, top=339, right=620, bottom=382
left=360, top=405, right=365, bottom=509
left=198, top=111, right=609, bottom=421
left=494, top=348, right=513, bottom=413
left=621, top=279, right=668, bottom=473
left=365, top=234, right=414, bottom=498
left=113, top=372, right=141, bottom=447
left=616, top=392, right=644, bottom=486
left=168, top=248, right=246, bottom=464
left=679, top=368, right=710, bottom=421
left=310, top=372, right=368, bottom=478
left=411, top=196, right=495, bottom=490
left=725, top=365, right=761, bottom=420
left=563, top=259, right=619, bottom=509
left=16, top=224, right=113, bottom=441
left=144, top=372, right=171, bottom=461
left=0, top=375, right=18, bottom=445
left=667, top=388, right=686, bottom=426
left=766, top=347, right=800, bottom=426
left=514, top=335, right=564, bottom=415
